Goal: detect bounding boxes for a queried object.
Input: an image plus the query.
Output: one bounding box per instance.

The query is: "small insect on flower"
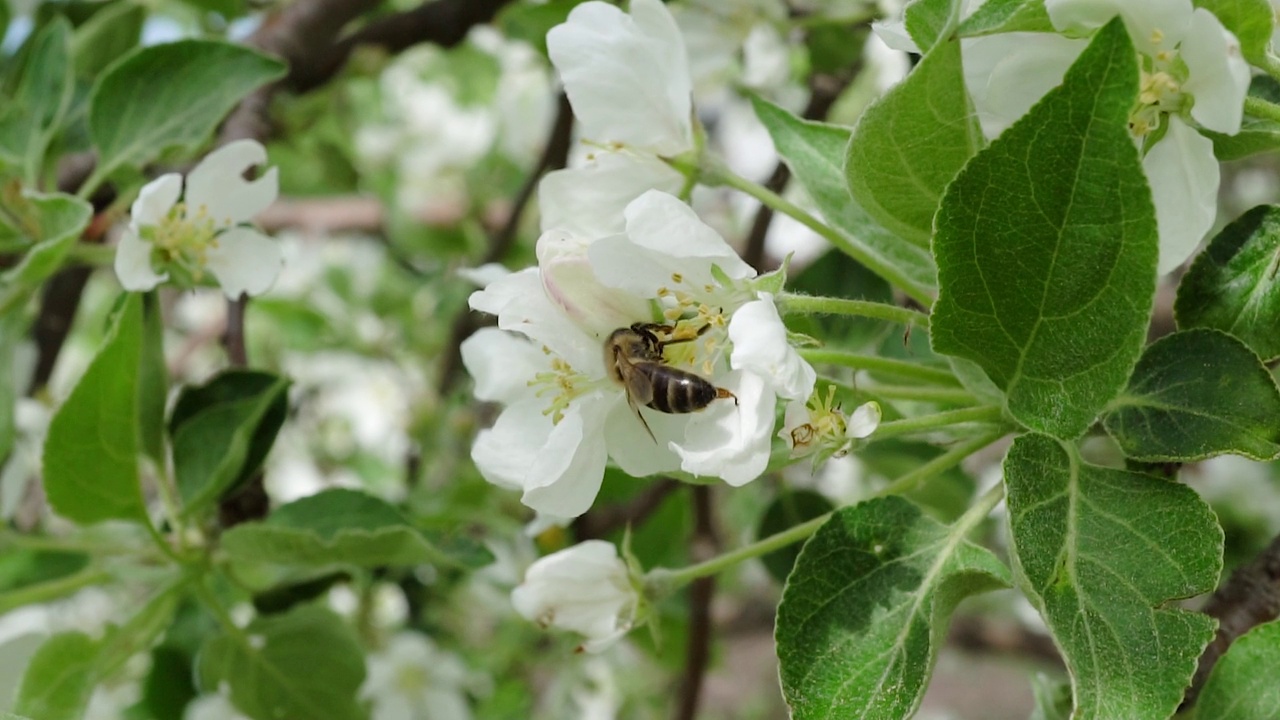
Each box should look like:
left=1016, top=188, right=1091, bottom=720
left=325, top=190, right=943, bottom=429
left=604, top=322, right=736, bottom=441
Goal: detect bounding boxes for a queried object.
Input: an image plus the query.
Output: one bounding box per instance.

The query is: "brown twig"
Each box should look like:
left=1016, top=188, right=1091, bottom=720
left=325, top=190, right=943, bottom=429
left=676, top=485, right=720, bottom=720
left=740, top=72, right=856, bottom=272
left=572, top=479, right=680, bottom=540
left=1182, top=532, right=1280, bottom=709
left=437, top=91, right=576, bottom=394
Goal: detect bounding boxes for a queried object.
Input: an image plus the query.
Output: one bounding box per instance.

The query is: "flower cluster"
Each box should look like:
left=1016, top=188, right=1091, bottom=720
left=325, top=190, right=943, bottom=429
left=115, top=139, right=282, bottom=298
left=957, top=0, right=1249, bottom=273
left=464, top=189, right=814, bottom=519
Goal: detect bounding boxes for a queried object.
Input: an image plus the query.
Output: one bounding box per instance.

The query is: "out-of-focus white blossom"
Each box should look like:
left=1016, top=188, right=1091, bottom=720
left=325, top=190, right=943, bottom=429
left=360, top=632, right=476, bottom=720
left=511, top=540, right=640, bottom=652
left=115, top=140, right=281, bottom=298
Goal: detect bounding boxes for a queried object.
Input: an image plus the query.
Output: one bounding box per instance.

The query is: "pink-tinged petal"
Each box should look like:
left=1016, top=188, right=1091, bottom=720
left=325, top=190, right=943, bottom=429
left=521, top=393, right=614, bottom=518
left=538, top=152, right=684, bottom=236
left=728, top=296, right=816, bottom=401
left=469, top=267, right=604, bottom=374
left=1143, top=117, right=1218, bottom=274
left=461, top=328, right=548, bottom=403
left=204, top=227, right=283, bottom=298
left=1182, top=8, right=1249, bottom=135
left=185, top=139, right=279, bottom=228
left=547, top=0, right=693, bottom=155
left=537, top=229, right=651, bottom=338
left=131, top=174, right=182, bottom=227
left=671, top=370, right=774, bottom=487
left=602, top=397, right=684, bottom=477
left=963, top=33, right=1085, bottom=139
left=472, top=396, right=553, bottom=491
left=114, top=229, right=167, bottom=291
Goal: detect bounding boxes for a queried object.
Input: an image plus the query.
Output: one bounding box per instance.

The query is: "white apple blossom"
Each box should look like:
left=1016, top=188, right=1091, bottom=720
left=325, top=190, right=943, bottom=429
left=464, top=190, right=816, bottom=518
left=960, top=0, right=1250, bottom=273
left=114, top=139, right=282, bottom=298
left=360, top=632, right=477, bottom=720
left=511, top=540, right=640, bottom=652
left=540, top=0, right=694, bottom=236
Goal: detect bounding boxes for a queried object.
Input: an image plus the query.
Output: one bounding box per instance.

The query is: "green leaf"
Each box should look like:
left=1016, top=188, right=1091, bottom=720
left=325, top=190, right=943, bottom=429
left=220, top=489, right=443, bottom=568
left=137, top=293, right=168, bottom=465
left=0, top=314, right=22, bottom=463
left=956, top=0, right=1054, bottom=36
left=1193, top=0, right=1274, bottom=66
left=89, top=40, right=285, bottom=177
left=751, top=96, right=938, bottom=301
left=71, top=1, right=146, bottom=81
left=931, top=20, right=1156, bottom=439
left=13, top=632, right=99, bottom=720
left=757, top=491, right=834, bottom=583
left=43, top=293, right=148, bottom=524
left=1194, top=619, right=1280, bottom=719
left=0, top=550, right=89, bottom=592
left=1003, top=434, right=1221, bottom=720
left=195, top=604, right=366, bottom=720
left=1175, top=204, right=1280, bottom=361
left=1102, top=329, right=1280, bottom=461
left=846, top=38, right=980, bottom=247
left=775, top=496, right=1010, bottom=719
left=0, top=18, right=74, bottom=179
left=1028, top=673, right=1073, bottom=720
left=904, top=0, right=960, bottom=52
left=0, top=191, right=93, bottom=315
left=169, top=370, right=288, bottom=516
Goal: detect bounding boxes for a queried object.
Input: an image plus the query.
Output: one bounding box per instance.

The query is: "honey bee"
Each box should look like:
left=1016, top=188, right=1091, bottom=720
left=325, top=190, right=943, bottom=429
left=604, top=322, right=736, bottom=441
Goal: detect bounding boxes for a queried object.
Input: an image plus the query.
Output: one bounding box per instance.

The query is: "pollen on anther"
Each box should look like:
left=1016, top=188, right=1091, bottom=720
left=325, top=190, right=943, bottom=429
left=670, top=272, right=684, bottom=284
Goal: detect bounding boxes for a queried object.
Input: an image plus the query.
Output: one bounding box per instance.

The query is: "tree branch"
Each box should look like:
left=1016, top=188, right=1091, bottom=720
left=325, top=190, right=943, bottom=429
left=572, top=479, right=680, bottom=540
left=1182, top=531, right=1280, bottom=708
left=676, top=485, right=720, bottom=720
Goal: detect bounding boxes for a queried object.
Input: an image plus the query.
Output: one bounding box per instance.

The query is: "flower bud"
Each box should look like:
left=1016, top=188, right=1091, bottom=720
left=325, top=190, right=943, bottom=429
left=511, top=540, right=640, bottom=652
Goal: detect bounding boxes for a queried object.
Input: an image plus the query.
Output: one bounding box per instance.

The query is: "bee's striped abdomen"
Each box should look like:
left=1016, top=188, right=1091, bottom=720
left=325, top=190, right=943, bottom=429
left=644, top=364, right=718, bottom=414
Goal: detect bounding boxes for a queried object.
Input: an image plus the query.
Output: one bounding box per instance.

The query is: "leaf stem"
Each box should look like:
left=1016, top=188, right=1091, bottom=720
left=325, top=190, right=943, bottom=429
left=801, top=349, right=960, bottom=386
left=872, top=406, right=1008, bottom=440
left=1244, top=95, right=1280, bottom=124
left=646, top=513, right=831, bottom=592
left=826, top=377, right=978, bottom=405
left=65, top=243, right=116, bottom=266
left=776, top=292, right=930, bottom=327
left=698, top=163, right=934, bottom=306
left=1261, top=54, right=1280, bottom=86
left=874, top=429, right=1007, bottom=497
left=0, top=567, right=114, bottom=615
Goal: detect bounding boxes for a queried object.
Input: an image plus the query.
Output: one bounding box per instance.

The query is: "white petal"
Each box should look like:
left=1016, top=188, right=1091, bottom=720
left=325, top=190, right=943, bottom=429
left=846, top=402, right=882, bottom=439
left=456, top=262, right=509, bottom=288
left=522, top=393, right=614, bottom=518
left=1181, top=8, right=1250, bottom=135
left=963, top=33, right=1086, bottom=139
left=131, top=174, right=182, bottom=226
left=728, top=296, right=815, bottom=401
left=536, top=229, right=651, bottom=337
left=472, top=397, right=553, bottom=492
left=1047, top=0, right=1191, bottom=55
left=204, top=227, right=283, bottom=298
left=461, top=328, right=548, bottom=403
left=871, top=19, right=921, bottom=54
left=602, top=397, right=684, bottom=477
left=671, top=370, right=773, bottom=487
left=185, top=139, right=279, bottom=227
left=547, top=0, right=693, bottom=155
left=589, top=190, right=754, bottom=298
left=114, top=228, right=167, bottom=291
left=511, top=539, right=635, bottom=645
left=777, top=398, right=810, bottom=450
left=538, top=152, right=685, bottom=237
left=468, top=267, right=604, bottom=374
left=1143, top=117, right=1218, bottom=274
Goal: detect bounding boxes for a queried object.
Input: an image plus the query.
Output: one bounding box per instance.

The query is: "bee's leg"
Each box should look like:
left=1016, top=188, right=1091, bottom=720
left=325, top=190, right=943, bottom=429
left=715, top=387, right=738, bottom=406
